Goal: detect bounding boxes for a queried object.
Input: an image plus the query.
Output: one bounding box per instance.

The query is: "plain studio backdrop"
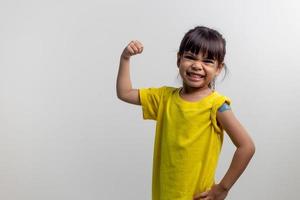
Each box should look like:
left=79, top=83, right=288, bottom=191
left=1, top=0, right=300, bottom=199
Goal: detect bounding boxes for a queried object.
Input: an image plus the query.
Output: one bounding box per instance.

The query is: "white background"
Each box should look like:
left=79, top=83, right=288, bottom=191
left=1, top=0, right=300, bottom=199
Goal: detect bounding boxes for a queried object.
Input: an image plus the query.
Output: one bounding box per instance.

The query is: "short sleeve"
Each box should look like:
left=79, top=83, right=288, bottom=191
left=211, top=94, right=232, bottom=133
left=139, top=86, right=166, bottom=120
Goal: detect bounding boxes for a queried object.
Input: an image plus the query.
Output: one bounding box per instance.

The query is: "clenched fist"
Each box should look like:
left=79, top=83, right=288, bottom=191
left=121, top=40, right=144, bottom=59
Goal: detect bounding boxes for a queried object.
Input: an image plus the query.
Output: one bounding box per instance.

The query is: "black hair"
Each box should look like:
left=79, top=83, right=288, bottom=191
left=177, top=26, right=228, bottom=88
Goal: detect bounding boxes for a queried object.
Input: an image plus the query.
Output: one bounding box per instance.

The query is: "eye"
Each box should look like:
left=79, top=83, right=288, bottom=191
left=184, top=55, right=195, bottom=60
left=203, top=59, right=214, bottom=64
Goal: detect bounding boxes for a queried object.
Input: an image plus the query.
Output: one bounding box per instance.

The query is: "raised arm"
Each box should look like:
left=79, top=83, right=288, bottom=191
left=116, top=40, right=143, bottom=105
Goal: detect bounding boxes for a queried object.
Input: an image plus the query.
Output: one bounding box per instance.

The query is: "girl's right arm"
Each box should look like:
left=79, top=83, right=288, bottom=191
left=116, top=40, right=143, bottom=105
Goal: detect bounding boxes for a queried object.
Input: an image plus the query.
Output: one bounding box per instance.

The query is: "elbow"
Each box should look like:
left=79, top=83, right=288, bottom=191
left=116, top=90, right=121, bottom=99
left=116, top=91, right=125, bottom=101
left=116, top=85, right=129, bottom=101
left=116, top=86, right=124, bottom=100
left=249, top=145, right=256, bottom=156
left=242, top=136, right=256, bottom=156
left=238, top=142, right=256, bottom=156
left=116, top=90, right=130, bottom=102
left=249, top=139, right=256, bottom=155
left=245, top=142, right=256, bottom=157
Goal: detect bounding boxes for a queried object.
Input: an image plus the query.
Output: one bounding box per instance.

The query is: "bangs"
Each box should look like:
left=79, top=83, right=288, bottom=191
left=179, top=27, right=226, bottom=63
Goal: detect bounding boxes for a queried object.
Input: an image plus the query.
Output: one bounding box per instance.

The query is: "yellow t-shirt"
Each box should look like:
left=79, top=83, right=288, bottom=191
left=139, top=86, right=231, bottom=200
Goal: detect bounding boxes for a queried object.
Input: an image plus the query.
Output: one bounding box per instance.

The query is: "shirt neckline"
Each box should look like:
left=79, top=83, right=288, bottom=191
left=175, top=87, right=217, bottom=105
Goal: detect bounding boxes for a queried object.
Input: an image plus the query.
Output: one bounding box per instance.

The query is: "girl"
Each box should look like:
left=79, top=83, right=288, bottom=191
left=116, top=26, right=255, bottom=200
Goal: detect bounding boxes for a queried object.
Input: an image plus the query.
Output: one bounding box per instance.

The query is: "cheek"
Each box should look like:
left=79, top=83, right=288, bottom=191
left=179, top=66, right=187, bottom=74
left=178, top=68, right=184, bottom=76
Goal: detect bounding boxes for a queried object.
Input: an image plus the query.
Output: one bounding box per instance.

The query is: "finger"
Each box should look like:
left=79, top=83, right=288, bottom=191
left=193, top=195, right=200, bottom=200
left=135, top=40, right=144, bottom=52
left=131, top=40, right=143, bottom=54
left=129, top=44, right=139, bottom=54
left=129, top=41, right=140, bottom=53
left=138, top=45, right=143, bottom=53
left=200, top=196, right=213, bottom=200
left=126, top=46, right=135, bottom=56
left=193, top=197, right=208, bottom=200
left=194, top=192, right=208, bottom=199
left=200, top=191, right=209, bottom=197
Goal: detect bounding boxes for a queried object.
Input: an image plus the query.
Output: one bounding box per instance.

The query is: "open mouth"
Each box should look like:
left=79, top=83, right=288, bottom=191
left=186, top=71, right=205, bottom=80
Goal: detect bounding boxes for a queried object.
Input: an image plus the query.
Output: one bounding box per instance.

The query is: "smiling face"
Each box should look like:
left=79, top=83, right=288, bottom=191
left=177, top=26, right=227, bottom=92
left=177, top=51, right=223, bottom=91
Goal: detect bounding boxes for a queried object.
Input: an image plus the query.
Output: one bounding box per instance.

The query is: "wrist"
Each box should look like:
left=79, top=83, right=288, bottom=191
left=121, top=54, right=131, bottom=60
left=218, top=182, right=231, bottom=192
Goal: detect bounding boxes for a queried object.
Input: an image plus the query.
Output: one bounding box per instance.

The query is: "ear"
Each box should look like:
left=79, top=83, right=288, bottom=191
left=177, top=53, right=181, bottom=68
left=216, top=62, right=224, bottom=76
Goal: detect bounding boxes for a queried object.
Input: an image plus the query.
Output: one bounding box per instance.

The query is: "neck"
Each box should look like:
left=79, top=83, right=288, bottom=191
left=181, top=84, right=212, bottom=95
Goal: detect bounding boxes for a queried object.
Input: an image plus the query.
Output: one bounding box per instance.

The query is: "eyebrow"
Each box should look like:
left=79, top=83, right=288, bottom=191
left=184, top=52, right=215, bottom=61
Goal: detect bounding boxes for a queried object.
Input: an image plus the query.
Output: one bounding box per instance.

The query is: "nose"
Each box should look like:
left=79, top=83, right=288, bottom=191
left=191, top=62, right=203, bottom=71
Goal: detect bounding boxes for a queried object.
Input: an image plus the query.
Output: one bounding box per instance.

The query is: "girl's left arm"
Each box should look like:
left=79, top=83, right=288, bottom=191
left=216, top=109, right=256, bottom=192
left=193, top=109, right=256, bottom=200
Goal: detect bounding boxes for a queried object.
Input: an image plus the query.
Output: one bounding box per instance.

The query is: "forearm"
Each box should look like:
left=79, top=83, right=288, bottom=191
left=116, top=56, right=133, bottom=99
left=116, top=40, right=143, bottom=104
left=219, top=145, right=255, bottom=191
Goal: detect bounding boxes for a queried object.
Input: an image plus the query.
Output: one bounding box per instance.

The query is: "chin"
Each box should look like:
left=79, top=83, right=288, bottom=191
left=183, top=80, right=204, bottom=87
left=184, top=82, right=208, bottom=89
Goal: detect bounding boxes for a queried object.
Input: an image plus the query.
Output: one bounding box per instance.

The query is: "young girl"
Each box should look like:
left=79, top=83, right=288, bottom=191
left=116, top=26, right=255, bottom=200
